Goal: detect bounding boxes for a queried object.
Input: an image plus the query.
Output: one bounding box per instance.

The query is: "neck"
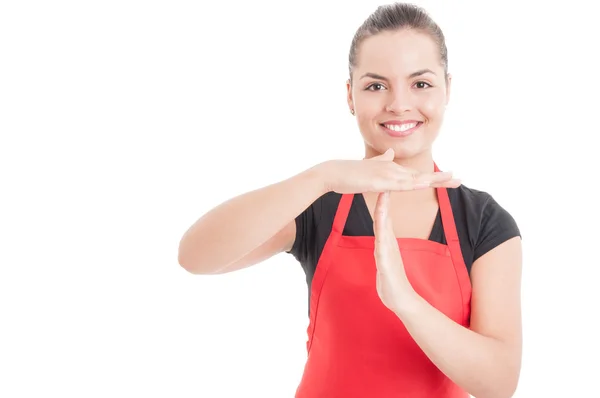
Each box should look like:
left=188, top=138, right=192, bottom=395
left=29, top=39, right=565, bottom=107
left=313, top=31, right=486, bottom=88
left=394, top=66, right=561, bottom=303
left=364, top=146, right=435, bottom=173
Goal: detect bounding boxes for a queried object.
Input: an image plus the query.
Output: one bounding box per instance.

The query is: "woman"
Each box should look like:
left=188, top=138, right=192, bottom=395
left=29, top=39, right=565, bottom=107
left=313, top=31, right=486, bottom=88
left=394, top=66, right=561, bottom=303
left=179, top=3, right=522, bottom=397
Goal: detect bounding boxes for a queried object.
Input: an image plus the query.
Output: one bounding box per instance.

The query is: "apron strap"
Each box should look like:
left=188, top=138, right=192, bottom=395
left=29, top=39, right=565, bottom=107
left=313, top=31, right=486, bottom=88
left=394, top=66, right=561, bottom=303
left=434, top=162, right=471, bottom=324
left=434, top=162, right=460, bottom=245
left=436, top=186, right=460, bottom=244
left=332, top=193, right=354, bottom=236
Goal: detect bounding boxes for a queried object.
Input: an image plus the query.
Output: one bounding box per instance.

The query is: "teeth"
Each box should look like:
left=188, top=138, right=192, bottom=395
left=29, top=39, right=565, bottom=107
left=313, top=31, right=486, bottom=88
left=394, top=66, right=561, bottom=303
left=384, top=122, right=417, bottom=132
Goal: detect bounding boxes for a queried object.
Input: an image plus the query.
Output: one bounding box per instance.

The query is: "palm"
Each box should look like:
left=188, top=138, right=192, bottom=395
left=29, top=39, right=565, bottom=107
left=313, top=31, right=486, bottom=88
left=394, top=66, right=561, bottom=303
left=373, top=192, right=412, bottom=313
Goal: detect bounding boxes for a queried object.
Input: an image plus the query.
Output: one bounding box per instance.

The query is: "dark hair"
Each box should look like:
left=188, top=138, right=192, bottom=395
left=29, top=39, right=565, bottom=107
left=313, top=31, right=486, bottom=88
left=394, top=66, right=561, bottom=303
left=348, top=3, right=448, bottom=81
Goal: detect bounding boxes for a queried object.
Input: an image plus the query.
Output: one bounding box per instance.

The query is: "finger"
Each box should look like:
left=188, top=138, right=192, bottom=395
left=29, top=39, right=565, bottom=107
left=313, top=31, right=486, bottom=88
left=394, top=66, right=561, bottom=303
left=373, top=191, right=392, bottom=239
left=373, top=191, right=386, bottom=240
left=430, top=178, right=462, bottom=188
left=372, top=148, right=395, bottom=162
left=374, top=193, right=393, bottom=256
left=373, top=192, right=397, bottom=267
left=408, top=171, right=455, bottom=189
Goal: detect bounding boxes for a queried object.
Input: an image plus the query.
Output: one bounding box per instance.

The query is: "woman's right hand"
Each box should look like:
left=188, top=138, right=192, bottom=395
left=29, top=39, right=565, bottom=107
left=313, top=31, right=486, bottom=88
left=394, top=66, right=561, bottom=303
left=319, top=148, right=461, bottom=194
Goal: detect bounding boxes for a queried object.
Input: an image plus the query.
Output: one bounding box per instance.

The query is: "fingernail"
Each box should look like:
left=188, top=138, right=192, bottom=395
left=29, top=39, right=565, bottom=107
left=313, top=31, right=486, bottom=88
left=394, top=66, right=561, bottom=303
left=415, top=182, right=431, bottom=189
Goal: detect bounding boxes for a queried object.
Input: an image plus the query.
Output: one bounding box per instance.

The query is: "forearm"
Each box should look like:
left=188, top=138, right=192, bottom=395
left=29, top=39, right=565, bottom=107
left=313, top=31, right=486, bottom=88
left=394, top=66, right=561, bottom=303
left=396, top=294, right=520, bottom=398
left=178, top=164, right=327, bottom=273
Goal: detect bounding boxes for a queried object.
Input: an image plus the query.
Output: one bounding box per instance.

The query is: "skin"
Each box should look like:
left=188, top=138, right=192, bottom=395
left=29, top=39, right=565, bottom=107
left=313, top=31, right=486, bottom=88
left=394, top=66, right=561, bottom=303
left=350, top=29, right=523, bottom=398
left=347, top=29, right=450, bottom=172
left=178, top=24, right=522, bottom=398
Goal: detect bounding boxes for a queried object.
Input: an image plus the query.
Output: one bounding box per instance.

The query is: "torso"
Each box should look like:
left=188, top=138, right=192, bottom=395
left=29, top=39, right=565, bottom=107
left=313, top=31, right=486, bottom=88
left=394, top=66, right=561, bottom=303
left=361, top=191, right=440, bottom=240
left=288, top=184, right=521, bottom=313
left=294, top=189, right=473, bottom=397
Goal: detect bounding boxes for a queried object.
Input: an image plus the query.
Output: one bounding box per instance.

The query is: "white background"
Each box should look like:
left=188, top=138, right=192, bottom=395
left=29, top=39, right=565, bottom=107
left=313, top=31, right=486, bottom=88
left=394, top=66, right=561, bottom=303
left=1, top=0, right=598, bottom=397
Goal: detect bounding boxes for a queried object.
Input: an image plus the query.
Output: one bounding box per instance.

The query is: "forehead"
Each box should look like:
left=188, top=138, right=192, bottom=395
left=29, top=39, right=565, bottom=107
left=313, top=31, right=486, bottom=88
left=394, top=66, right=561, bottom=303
left=355, top=29, right=441, bottom=75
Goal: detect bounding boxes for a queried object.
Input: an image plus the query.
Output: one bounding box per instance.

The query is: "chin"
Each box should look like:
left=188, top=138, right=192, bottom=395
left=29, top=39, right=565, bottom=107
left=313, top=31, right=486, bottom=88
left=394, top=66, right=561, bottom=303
left=374, top=137, right=432, bottom=159
left=389, top=145, right=427, bottom=160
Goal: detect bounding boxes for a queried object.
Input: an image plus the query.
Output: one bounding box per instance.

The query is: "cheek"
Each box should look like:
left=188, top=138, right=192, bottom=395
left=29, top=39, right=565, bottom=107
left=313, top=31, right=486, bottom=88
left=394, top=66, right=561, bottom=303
left=355, top=92, right=381, bottom=111
left=356, top=97, right=382, bottom=123
left=420, top=94, right=446, bottom=121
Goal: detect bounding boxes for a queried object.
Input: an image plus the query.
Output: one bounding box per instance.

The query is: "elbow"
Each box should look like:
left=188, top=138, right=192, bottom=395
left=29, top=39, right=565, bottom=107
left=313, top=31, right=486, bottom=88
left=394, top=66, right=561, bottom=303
left=486, top=386, right=518, bottom=398
left=500, top=374, right=520, bottom=398
left=178, top=253, right=198, bottom=274
left=474, top=343, right=521, bottom=398
left=482, top=387, right=518, bottom=398
left=477, top=371, right=520, bottom=398
left=178, top=253, right=212, bottom=275
left=177, top=240, right=204, bottom=275
left=178, top=256, right=213, bottom=276
left=497, top=356, right=521, bottom=398
left=178, top=250, right=198, bottom=274
left=178, top=240, right=225, bottom=275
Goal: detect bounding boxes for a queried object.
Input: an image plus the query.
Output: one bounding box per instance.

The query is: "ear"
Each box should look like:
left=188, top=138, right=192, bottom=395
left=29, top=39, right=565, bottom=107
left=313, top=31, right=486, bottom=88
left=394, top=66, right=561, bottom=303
left=346, top=79, right=354, bottom=113
left=445, top=73, right=452, bottom=106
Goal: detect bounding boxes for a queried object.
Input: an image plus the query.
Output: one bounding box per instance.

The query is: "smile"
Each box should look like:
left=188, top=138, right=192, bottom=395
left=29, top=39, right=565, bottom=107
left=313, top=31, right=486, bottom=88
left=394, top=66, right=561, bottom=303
left=380, top=121, right=423, bottom=137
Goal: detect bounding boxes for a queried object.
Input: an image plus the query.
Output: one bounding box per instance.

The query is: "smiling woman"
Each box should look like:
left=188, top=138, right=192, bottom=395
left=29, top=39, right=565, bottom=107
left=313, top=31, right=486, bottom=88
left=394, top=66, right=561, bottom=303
left=178, top=3, right=522, bottom=398
left=348, top=19, right=450, bottom=161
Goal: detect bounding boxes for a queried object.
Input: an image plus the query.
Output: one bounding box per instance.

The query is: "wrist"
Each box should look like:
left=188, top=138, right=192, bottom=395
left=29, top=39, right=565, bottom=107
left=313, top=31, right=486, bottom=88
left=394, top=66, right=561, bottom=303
left=312, top=160, right=335, bottom=195
left=393, top=289, right=423, bottom=318
left=292, top=161, right=332, bottom=198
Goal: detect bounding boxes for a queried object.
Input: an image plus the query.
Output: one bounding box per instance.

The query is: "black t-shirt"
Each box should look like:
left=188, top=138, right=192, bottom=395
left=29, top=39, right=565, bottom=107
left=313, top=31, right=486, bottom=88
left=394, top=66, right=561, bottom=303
left=287, top=185, right=521, bottom=307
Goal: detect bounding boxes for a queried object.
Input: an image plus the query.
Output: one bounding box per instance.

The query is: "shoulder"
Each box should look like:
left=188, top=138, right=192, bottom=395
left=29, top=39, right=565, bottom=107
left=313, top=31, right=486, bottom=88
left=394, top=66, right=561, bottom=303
left=448, top=184, right=521, bottom=263
left=448, top=184, right=495, bottom=210
left=287, top=191, right=341, bottom=258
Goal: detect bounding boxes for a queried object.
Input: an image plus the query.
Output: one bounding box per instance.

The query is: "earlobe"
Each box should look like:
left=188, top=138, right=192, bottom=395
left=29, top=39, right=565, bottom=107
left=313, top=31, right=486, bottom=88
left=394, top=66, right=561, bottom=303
left=346, top=79, right=355, bottom=115
left=445, top=73, right=452, bottom=105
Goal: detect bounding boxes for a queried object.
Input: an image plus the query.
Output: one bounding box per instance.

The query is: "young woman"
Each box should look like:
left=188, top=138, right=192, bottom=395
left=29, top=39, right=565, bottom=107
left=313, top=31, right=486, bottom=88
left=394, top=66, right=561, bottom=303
left=179, top=3, right=522, bottom=397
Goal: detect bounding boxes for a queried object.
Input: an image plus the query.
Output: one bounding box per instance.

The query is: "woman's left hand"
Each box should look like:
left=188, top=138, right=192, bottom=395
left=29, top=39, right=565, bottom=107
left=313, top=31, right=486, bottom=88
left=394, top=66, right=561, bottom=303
left=373, top=191, right=417, bottom=315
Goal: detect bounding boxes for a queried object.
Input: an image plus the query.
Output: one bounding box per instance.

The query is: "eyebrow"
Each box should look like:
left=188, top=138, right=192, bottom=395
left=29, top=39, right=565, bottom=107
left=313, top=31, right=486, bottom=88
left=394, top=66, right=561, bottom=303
left=360, top=69, right=436, bottom=80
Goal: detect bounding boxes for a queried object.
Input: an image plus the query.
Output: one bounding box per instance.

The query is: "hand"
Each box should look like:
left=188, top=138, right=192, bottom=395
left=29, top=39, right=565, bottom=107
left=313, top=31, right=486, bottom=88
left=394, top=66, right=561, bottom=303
left=373, top=190, right=416, bottom=314
left=320, top=148, right=461, bottom=194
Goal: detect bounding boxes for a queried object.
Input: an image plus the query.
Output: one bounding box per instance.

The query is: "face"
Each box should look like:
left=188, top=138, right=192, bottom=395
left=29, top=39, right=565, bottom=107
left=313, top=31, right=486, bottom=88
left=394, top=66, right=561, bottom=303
left=347, top=29, right=451, bottom=160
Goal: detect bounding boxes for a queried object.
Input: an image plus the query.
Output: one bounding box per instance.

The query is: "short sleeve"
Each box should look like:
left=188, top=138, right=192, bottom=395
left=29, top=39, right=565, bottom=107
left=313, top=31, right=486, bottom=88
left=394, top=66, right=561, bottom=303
left=286, top=198, right=321, bottom=265
left=473, top=196, right=521, bottom=262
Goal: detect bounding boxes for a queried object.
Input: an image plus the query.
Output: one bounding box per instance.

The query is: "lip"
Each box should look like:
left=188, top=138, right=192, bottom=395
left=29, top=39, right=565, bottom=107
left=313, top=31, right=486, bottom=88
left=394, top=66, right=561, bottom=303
left=380, top=121, right=423, bottom=137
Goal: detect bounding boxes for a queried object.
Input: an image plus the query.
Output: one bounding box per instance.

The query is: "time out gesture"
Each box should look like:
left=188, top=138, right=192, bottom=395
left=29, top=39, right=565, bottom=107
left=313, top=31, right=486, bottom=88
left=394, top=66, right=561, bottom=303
left=322, top=147, right=462, bottom=313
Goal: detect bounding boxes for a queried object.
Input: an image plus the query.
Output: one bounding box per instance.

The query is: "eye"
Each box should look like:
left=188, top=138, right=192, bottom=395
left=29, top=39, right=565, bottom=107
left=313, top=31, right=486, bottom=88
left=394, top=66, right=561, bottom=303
left=366, top=83, right=386, bottom=91
left=414, top=81, right=432, bottom=89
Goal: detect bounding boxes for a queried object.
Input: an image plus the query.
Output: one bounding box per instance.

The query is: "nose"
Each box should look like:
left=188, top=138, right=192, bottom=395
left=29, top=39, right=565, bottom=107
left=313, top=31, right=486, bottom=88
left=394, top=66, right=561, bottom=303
left=385, top=89, right=412, bottom=114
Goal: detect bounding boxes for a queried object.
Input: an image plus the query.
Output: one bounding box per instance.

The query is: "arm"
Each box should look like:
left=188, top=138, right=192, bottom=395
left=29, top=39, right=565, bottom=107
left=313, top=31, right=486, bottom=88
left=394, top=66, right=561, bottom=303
left=397, top=237, right=523, bottom=398
left=179, top=151, right=456, bottom=275
left=178, top=164, right=327, bottom=274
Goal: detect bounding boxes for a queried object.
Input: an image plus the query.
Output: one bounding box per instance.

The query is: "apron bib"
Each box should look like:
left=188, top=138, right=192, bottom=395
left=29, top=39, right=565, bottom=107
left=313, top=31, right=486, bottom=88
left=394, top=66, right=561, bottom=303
left=295, top=170, right=472, bottom=397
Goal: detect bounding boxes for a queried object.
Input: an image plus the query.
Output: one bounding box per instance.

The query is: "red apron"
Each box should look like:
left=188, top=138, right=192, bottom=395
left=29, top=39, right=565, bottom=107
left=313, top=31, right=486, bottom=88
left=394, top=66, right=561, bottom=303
left=295, top=180, right=472, bottom=397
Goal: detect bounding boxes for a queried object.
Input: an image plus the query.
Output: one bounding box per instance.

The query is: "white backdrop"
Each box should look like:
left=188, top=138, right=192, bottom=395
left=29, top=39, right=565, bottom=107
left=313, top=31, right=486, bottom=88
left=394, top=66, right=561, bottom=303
left=1, top=0, right=598, bottom=397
